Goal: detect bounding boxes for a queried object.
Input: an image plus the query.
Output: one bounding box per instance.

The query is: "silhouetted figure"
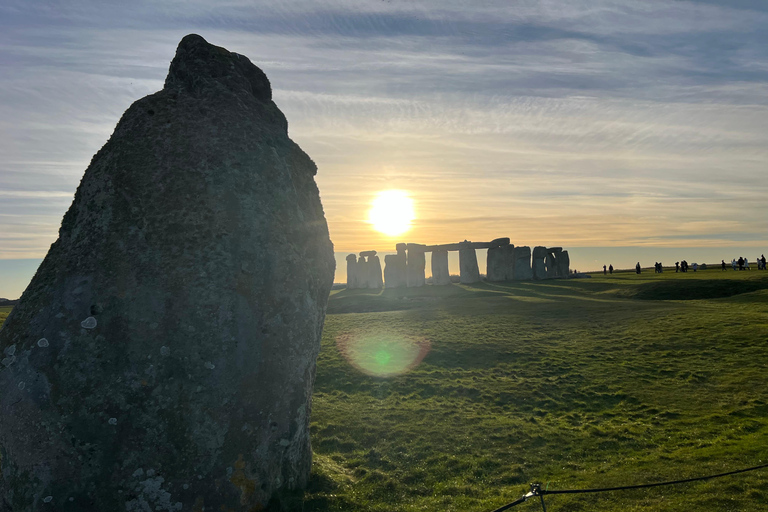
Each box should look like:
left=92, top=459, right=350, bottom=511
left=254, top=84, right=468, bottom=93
left=722, top=260, right=726, bottom=271
left=675, top=261, right=680, bottom=273
left=604, top=264, right=607, bottom=275
left=636, top=262, right=641, bottom=274
left=761, top=254, right=766, bottom=270
left=738, top=256, right=744, bottom=270
left=609, top=264, right=613, bottom=274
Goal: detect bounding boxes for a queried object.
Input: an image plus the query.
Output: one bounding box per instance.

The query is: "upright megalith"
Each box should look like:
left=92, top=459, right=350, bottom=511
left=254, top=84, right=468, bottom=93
left=362, top=251, right=383, bottom=290
left=0, top=34, right=335, bottom=512
left=532, top=246, right=548, bottom=280
left=346, top=254, right=359, bottom=289
left=502, top=244, right=516, bottom=280
left=459, top=241, right=480, bottom=284
left=545, top=247, right=562, bottom=279
left=558, top=250, right=570, bottom=277
left=513, top=246, right=533, bottom=280
left=431, top=249, right=451, bottom=285
left=383, top=244, right=407, bottom=288
left=486, top=247, right=506, bottom=282
left=406, top=243, right=426, bottom=287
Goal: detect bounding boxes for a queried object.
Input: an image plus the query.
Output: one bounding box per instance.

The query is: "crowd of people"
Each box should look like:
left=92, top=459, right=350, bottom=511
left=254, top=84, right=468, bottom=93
left=602, top=254, right=766, bottom=275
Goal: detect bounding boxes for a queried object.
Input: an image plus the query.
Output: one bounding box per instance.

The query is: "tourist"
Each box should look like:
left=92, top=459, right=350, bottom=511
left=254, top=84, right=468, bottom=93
left=745, top=258, right=750, bottom=270
left=738, top=257, right=744, bottom=270
left=636, top=262, right=641, bottom=274
left=692, top=262, right=698, bottom=272
left=603, top=264, right=607, bottom=275
left=732, top=259, right=738, bottom=271
left=762, top=255, right=766, bottom=270
left=675, top=261, right=680, bottom=272
left=609, top=264, right=613, bottom=274
left=722, top=259, right=727, bottom=271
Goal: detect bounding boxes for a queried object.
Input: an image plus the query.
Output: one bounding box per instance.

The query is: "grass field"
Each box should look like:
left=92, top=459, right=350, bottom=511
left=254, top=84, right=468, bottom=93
left=307, top=269, right=768, bottom=511
left=2, top=270, right=768, bottom=511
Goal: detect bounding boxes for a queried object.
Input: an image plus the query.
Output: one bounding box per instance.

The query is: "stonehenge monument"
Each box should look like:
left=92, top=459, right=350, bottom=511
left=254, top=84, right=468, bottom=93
left=347, top=237, right=569, bottom=289
left=346, top=250, right=384, bottom=289
left=406, top=243, right=427, bottom=288
left=0, top=34, right=335, bottom=511
left=431, top=249, right=451, bottom=286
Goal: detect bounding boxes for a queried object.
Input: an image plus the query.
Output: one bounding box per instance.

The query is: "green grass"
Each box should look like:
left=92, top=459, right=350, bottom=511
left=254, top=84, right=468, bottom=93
left=0, top=306, right=11, bottom=326
left=3, top=270, right=768, bottom=511
left=307, top=269, right=768, bottom=511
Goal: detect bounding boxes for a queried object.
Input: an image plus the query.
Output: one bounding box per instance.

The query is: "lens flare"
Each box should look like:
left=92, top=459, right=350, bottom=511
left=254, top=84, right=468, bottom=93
left=336, top=333, right=430, bottom=378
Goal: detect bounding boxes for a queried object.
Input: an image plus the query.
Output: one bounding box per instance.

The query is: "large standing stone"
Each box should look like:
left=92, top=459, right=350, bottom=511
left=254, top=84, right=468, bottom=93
left=486, top=246, right=507, bottom=282
left=430, top=249, right=451, bottom=285
left=558, top=250, right=570, bottom=278
left=346, top=254, right=359, bottom=289
left=513, top=246, right=533, bottom=280
left=406, top=243, right=426, bottom=287
left=532, top=246, right=548, bottom=280
left=459, top=241, right=480, bottom=284
left=383, top=244, right=407, bottom=289
left=383, top=254, right=405, bottom=288
left=502, top=244, right=516, bottom=280
left=369, top=255, right=383, bottom=289
left=545, top=247, right=562, bottom=279
left=0, top=34, right=335, bottom=512
left=356, top=255, right=369, bottom=288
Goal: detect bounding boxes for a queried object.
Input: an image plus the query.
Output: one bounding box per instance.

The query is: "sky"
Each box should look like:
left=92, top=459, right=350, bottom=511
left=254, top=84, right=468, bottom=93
left=2, top=0, right=768, bottom=297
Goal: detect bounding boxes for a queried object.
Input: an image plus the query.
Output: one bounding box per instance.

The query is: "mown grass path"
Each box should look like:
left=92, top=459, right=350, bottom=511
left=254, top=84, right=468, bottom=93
left=308, top=270, right=768, bottom=511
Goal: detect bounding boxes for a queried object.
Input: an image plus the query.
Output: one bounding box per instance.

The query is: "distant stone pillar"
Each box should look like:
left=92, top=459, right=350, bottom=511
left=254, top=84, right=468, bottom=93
left=370, top=255, right=383, bottom=289
left=486, top=247, right=506, bottom=282
left=356, top=255, right=368, bottom=288
left=360, top=250, right=380, bottom=289
left=558, top=250, right=570, bottom=278
left=384, top=244, right=407, bottom=288
left=346, top=254, right=359, bottom=289
left=459, top=241, right=480, bottom=284
left=503, top=244, right=515, bottom=280
left=431, top=249, right=451, bottom=285
left=532, top=246, right=547, bottom=280
left=406, top=243, right=426, bottom=287
left=513, top=246, right=532, bottom=280
left=545, top=247, right=562, bottom=278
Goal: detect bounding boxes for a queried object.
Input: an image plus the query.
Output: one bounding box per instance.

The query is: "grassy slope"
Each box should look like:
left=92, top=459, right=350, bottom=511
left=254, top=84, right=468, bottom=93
left=0, top=306, right=11, bottom=327
left=2, top=272, right=767, bottom=511
left=308, top=269, right=768, bottom=511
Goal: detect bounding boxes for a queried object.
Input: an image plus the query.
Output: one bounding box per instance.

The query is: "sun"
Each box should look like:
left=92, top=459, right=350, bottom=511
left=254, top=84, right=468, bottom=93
left=368, top=190, right=415, bottom=237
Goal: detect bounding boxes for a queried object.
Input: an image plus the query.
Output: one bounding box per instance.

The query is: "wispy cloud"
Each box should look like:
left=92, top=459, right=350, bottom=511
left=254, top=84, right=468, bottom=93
left=1, top=0, right=767, bottom=269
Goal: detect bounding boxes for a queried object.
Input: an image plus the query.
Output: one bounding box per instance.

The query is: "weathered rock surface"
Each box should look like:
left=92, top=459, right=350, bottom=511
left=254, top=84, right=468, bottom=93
left=430, top=249, right=451, bottom=286
left=0, top=34, right=334, bottom=512
left=459, top=242, right=480, bottom=284
left=513, top=246, right=533, bottom=280
left=545, top=247, right=562, bottom=279
left=383, top=253, right=407, bottom=288
left=532, top=246, right=548, bottom=280
left=406, top=243, right=426, bottom=287
left=368, top=255, right=383, bottom=289
left=486, top=247, right=506, bottom=282
left=558, top=250, right=570, bottom=278
left=346, top=254, right=359, bottom=289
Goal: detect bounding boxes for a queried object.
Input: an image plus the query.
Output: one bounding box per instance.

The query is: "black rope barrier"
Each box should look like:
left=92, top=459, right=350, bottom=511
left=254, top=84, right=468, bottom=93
left=490, top=461, right=768, bottom=511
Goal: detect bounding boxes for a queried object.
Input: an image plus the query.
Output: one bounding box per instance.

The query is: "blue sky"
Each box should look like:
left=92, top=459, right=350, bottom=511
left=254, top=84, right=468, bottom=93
left=2, top=0, right=768, bottom=296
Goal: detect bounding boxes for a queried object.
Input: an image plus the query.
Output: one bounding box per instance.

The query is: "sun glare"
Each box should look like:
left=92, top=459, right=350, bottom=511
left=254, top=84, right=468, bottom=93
left=368, top=190, right=415, bottom=236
